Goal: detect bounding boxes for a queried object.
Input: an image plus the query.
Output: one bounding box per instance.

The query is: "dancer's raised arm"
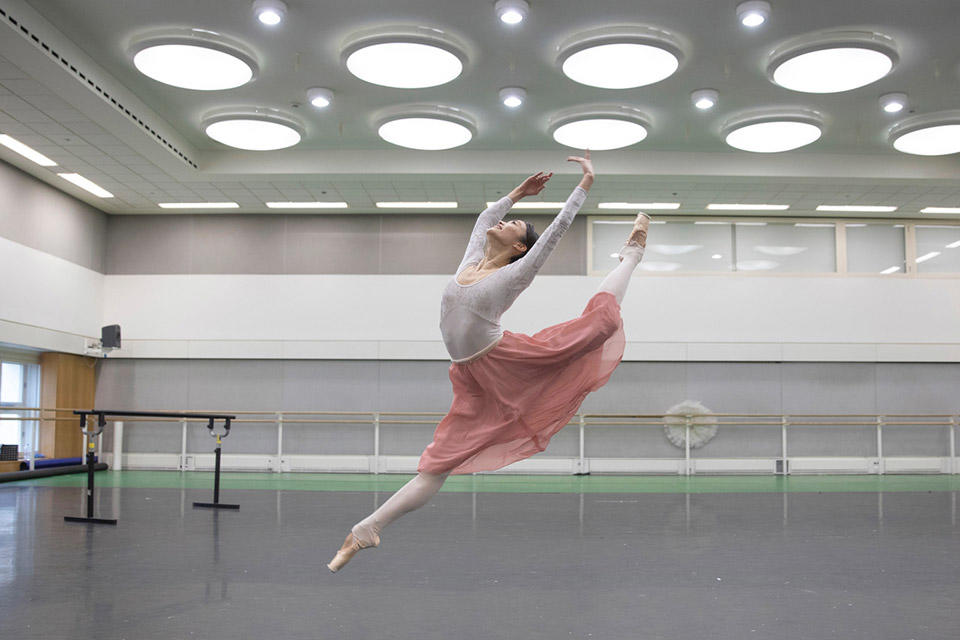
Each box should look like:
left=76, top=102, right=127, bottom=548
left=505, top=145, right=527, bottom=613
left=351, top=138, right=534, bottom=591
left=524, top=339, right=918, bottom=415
left=508, top=150, right=594, bottom=288
left=455, top=171, right=553, bottom=275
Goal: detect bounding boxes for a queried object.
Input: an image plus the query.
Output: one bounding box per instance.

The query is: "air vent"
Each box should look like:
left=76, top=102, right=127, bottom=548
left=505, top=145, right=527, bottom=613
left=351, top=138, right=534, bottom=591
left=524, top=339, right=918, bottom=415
left=0, top=6, right=198, bottom=169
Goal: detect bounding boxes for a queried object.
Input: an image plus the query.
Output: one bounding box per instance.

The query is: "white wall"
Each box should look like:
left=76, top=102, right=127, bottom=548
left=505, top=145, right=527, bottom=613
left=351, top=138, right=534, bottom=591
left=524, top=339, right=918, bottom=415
left=0, top=235, right=103, bottom=352
left=101, top=273, right=960, bottom=361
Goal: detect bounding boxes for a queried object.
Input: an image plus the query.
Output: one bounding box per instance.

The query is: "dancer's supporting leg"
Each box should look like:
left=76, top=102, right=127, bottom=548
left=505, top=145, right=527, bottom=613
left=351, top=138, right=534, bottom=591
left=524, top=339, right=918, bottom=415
left=328, top=470, right=450, bottom=571
left=597, top=212, right=649, bottom=304
left=352, top=471, right=450, bottom=545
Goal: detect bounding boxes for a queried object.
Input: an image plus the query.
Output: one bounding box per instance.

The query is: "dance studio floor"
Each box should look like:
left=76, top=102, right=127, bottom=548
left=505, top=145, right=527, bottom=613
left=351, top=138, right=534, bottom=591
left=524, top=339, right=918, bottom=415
left=1, top=472, right=958, bottom=639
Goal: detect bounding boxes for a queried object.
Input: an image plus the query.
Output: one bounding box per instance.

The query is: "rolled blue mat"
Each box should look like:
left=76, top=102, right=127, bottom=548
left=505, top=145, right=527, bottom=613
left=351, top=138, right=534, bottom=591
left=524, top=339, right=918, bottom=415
left=23, top=456, right=98, bottom=470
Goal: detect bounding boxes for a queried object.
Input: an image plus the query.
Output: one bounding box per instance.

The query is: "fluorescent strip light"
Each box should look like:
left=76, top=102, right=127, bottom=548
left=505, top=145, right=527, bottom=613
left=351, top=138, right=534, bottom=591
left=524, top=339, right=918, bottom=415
left=816, top=205, right=897, bottom=212
left=915, top=251, right=941, bottom=263
left=0, top=134, right=57, bottom=166
left=734, top=222, right=768, bottom=226
left=598, top=202, right=680, bottom=209
left=794, top=223, right=835, bottom=227
left=377, top=201, right=458, bottom=208
left=707, top=203, right=789, bottom=210
left=58, top=173, right=113, bottom=198
left=693, top=221, right=729, bottom=225
left=487, top=201, right=565, bottom=209
left=265, top=201, right=348, bottom=209
left=880, top=266, right=900, bottom=274
left=920, top=207, right=960, bottom=214
left=845, top=223, right=867, bottom=227
left=158, top=202, right=239, bottom=209
left=945, top=240, right=960, bottom=249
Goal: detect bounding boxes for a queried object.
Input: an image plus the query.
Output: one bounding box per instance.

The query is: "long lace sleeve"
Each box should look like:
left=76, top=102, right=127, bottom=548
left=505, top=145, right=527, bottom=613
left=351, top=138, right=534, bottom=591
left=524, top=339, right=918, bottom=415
left=506, top=185, right=587, bottom=288
left=456, top=195, right=514, bottom=274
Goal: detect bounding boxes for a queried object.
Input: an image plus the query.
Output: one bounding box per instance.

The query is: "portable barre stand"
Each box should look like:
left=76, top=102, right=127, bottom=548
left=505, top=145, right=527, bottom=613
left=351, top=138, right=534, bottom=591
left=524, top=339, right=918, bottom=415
left=64, top=410, right=238, bottom=525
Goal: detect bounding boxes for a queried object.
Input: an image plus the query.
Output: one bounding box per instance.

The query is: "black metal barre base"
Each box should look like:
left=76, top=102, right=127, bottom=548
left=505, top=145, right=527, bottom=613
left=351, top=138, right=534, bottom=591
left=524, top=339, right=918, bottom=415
left=192, top=502, right=239, bottom=510
left=64, top=516, right=118, bottom=525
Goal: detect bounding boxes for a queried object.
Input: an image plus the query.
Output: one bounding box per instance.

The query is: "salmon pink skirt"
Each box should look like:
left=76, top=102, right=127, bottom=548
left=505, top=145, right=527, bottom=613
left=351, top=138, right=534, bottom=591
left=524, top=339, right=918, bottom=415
left=418, top=290, right=625, bottom=475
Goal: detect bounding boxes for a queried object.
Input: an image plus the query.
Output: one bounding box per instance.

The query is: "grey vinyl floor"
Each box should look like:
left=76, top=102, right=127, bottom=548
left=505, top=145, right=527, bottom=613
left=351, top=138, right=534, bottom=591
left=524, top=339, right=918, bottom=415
left=0, top=485, right=958, bottom=639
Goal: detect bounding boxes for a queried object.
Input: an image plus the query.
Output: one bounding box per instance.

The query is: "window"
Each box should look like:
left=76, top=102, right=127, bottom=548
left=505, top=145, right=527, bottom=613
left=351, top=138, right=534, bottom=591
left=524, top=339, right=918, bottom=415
left=592, top=220, right=733, bottom=273
left=846, top=223, right=905, bottom=274
left=734, top=222, right=836, bottom=273
left=915, top=225, right=960, bottom=273
left=0, top=360, right=40, bottom=451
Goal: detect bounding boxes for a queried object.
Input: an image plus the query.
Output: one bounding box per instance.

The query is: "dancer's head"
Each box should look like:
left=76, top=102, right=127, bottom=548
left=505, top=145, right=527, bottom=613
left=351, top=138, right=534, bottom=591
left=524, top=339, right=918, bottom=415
left=487, top=219, right=539, bottom=263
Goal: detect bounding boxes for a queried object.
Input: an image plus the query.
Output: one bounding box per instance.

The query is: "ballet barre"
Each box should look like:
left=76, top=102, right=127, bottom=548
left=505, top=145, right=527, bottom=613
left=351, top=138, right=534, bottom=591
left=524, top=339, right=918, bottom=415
left=64, top=410, right=237, bottom=525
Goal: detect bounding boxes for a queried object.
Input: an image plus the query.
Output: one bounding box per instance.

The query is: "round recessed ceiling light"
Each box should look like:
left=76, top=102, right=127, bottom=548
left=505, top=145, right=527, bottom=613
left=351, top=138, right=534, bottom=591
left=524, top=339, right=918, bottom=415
left=204, top=110, right=303, bottom=150
left=307, top=87, right=333, bottom=108
left=252, top=0, right=287, bottom=26
left=375, top=105, right=475, bottom=150
left=889, top=112, right=960, bottom=156
left=736, top=0, right=770, bottom=27
left=342, top=27, right=466, bottom=88
left=691, top=88, right=718, bottom=110
left=879, top=92, right=907, bottom=113
left=131, top=34, right=257, bottom=90
left=557, top=27, right=683, bottom=89
left=495, top=0, right=529, bottom=24
left=499, top=87, right=526, bottom=108
left=722, top=110, right=823, bottom=153
left=549, top=106, right=650, bottom=150
left=768, top=31, right=897, bottom=93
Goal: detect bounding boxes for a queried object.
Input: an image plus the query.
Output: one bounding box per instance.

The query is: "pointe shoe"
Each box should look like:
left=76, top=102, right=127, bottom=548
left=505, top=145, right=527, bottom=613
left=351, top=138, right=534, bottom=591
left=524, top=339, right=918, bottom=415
left=619, top=212, right=651, bottom=262
left=327, top=527, right=380, bottom=573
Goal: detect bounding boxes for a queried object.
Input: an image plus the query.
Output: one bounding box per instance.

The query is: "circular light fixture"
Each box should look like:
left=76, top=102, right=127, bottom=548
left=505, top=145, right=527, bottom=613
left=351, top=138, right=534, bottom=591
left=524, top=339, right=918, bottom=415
left=341, top=26, right=467, bottom=88
left=203, top=109, right=303, bottom=150
left=499, top=87, right=526, bottom=109
left=767, top=31, right=898, bottom=93
left=131, top=33, right=257, bottom=90
left=889, top=111, right=960, bottom=156
left=375, top=104, right=476, bottom=150
left=556, top=26, right=684, bottom=89
left=722, top=109, right=823, bottom=153
left=548, top=105, right=650, bottom=150
left=736, top=1, right=770, bottom=27
left=691, top=88, right=718, bottom=110
left=307, top=87, right=333, bottom=108
left=495, top=0, right=529, bottom=24
left=879, top=92, right=907, bottom=113
left=252, top=0, right=287, bottom=26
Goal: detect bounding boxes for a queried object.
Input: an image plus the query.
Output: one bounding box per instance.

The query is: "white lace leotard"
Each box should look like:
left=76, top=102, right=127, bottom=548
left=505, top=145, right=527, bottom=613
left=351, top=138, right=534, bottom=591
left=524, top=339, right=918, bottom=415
left=439, top=185, right=588, bottom=362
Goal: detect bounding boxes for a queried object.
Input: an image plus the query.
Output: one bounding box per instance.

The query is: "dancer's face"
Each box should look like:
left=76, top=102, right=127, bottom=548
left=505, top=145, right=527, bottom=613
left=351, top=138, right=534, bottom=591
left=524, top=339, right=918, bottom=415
left=487, top=219, right=528, bottom=256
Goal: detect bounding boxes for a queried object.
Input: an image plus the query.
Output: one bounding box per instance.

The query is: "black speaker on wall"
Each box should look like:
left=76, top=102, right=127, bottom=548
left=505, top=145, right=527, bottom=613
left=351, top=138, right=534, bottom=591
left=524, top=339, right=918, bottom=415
left=101, top=324, right=121, bottom=349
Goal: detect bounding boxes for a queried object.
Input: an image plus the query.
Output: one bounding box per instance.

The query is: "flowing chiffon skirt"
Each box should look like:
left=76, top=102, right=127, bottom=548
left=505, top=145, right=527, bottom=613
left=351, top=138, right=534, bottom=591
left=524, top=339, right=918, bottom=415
left=418, top=290, right=625, bottom=475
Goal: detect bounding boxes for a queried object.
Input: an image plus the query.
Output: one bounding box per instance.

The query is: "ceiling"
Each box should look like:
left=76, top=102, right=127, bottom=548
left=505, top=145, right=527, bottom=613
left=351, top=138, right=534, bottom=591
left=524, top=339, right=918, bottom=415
left=0, top=0, right=958, bottom=217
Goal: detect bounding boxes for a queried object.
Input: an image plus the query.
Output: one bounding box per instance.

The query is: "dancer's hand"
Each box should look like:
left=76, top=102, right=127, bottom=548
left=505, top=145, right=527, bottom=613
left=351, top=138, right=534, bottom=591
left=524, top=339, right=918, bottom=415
left=566, top=149, right=594, bottom=177
left=509, top=171, right=552, bottom=203
left=517, top=171, right=553, bottom=197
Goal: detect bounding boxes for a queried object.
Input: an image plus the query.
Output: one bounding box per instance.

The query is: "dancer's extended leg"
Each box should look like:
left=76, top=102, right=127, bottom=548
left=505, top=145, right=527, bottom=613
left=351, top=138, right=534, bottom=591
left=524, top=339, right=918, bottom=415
left=328, top=470, right=450, bottom=571
left=597, top=246, right=643, bottom=304
left=597, top=212, right=649, bottom=304
left=351, top=471, right=450, bottom=545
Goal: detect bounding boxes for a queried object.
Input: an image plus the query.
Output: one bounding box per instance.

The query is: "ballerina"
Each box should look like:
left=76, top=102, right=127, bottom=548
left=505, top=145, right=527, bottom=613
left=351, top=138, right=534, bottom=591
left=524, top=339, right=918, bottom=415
left=328, top=149, right=650, bottom=572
